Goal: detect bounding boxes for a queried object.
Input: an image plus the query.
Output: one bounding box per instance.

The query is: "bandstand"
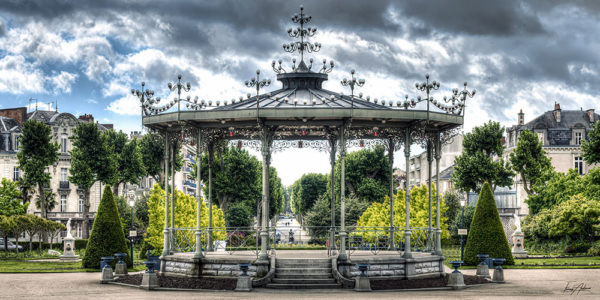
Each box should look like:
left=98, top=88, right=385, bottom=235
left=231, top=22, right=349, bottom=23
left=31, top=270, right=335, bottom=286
left=137, top=6, right=473, bottom=288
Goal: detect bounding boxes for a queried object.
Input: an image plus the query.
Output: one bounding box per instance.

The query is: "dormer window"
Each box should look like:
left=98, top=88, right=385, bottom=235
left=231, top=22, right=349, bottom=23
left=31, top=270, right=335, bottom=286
left=575, top=132, right=582, bottom=145
left=536, top=132, right=544, bottom=145
left=61, top=134, right=68, bottom=153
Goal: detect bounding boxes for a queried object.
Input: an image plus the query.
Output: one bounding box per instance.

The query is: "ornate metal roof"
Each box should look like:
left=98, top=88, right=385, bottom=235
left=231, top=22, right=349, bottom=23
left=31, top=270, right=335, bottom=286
left=140, top=6, right=474, bottom=145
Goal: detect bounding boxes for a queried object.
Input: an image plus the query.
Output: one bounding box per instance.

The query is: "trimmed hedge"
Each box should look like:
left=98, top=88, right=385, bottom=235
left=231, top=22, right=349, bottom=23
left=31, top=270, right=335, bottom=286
left=82, top=186, right=131, bottom=268
left=463, top=182, right=514, bottom=265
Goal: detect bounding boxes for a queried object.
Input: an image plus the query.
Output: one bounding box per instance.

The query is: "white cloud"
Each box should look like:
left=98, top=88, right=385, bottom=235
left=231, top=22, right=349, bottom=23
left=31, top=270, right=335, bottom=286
left=0, top=55, right=45, bottom=94
left=49, top=71, right=78, bottom=94
left=87, top=99, right=98, bottom=104
left=106, top=94, right=140, bottom=116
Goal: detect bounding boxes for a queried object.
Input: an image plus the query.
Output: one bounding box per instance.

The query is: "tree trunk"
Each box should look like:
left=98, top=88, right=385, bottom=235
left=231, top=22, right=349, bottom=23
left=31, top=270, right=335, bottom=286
left=82, top=189, right=91, bottom=239
left=112, top=184, right=119, bottom=199
left=38, top=184, right=47, bottom=219
left=29, top=236, right=33, bottom=253
left=521, top=172, right=533, bottom=196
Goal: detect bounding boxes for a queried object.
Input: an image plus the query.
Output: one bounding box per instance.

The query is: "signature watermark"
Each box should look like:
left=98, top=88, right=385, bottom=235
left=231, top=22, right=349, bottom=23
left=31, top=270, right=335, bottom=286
left=563, top=281, right=592, bottom=295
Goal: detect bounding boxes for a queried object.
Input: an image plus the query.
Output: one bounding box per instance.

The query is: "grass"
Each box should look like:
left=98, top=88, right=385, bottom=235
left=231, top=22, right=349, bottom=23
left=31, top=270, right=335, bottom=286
left=441, top=245, right=600, bottom=269
left=0, top=247, right=146, bottom=273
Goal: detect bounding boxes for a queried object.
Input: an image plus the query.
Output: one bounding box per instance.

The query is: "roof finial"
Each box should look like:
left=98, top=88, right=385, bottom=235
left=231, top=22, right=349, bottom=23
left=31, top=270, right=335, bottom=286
left=282, top=6, right=321, bottom=66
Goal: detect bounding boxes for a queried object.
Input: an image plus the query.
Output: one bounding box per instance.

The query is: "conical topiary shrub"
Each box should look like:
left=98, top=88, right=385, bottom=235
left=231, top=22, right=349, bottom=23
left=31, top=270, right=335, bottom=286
left=82, top=185, right=131, bottom=268
left=463, top=182, right=514, bottom=265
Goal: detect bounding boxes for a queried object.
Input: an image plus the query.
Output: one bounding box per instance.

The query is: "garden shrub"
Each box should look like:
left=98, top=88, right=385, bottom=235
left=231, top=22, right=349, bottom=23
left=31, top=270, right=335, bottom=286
left=463, top=182, right=514, bottom=265
left=74, top=239, right=88, bottom=250
left=588, top=241, right=600, bottom=256
left=564, top=241, right=591, bottom=254
left=82, top=185, right=131, bottom=269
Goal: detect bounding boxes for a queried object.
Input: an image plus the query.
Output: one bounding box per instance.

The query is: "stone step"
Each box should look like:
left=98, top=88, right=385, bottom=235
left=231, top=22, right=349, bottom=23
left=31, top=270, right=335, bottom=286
left=274, top=273, right=333, bottom=279
left=275, top=267, right=331, bottom=275
left=271, top=278, right=337, bottom=284
left=276, top=262, right=332, bottom=268
left=265, top=283, right=342, bottom=289
left=276, top=258, right=331, bottom=264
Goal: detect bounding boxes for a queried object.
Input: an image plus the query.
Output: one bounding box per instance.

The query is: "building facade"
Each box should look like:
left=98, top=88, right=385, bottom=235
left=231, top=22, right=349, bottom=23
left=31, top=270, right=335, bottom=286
left=407, top=133, right=463, bottom=194
left=504, top=103, right=599, bottom=216
left=0, top=108, right=112, bottom=239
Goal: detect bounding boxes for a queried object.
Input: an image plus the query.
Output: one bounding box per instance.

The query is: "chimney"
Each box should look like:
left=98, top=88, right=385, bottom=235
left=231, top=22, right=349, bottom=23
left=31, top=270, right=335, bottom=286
left=518, top=109, right=524, bottom=125
left=588, top=109, right=595, bottom=123
left=554, top=102, right=561, bottom=123
left=78, top=114, right=94, bottom=123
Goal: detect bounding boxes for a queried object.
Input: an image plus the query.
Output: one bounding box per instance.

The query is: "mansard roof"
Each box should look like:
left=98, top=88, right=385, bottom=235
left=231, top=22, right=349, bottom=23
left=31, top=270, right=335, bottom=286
left=508, top=109, right=600, bottom=132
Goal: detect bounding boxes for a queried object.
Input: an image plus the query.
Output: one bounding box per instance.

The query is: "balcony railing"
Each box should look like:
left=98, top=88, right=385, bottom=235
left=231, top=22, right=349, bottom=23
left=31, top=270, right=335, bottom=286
left=59, top=181, right=70, bottom=189
left=34, top=211, right=96, bottom=219
left=183, top=180, right=197, bottom=188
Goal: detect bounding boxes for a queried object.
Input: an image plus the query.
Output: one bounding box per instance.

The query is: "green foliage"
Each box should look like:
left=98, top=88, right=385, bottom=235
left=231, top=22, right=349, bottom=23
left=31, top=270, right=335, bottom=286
left=23, top=214, right=46, bottom=251
left=463, top=182, right=514, bottom=265
left=345, top=194, right=370, bottom=226
left=526, top=169, right=584, bottom=215
left=139, top=133, right=167, bottom=184
left=588, top=241, right=600, bottom=256
left=225, top=202, right=253, bottom=228
left=293, top=173, right=328, bottom=215
left=82, top=186, right=131, bottom=269
left=16, top=120, right=59, bottom=219
left=304, top=194, right=339, bottom=241
left=103, top=130, right=146, bottom=195
left=134, top=193, right=150, bottom=231
left=0, top=215, right=15, bottom=250
left=145, top=184, right=226, bottom=254
left=452, top=121, right=514, bottom=193
left=509, top=129, right=553, bottom=196
left=35, top=190, right=56, bottom=214
left=334, top=146, right=389, bottom=203
left=542, top=194, right=600, bottom=243
left=115, top=196, right=133, bottom=237
left=354, top=184, right=449, bottom=240
left=70, top=122, right=115, bottom=238
left=582, top=120, right=600, bottom=165
left=442, top=189, right=461, bottom=225
left=198, top=146, right=261, bottom=213
left=449, top=206, right=475, bottom=244
left=268, top=167, right=284, bottom=219
left=0, top=178, right=28, bottom=216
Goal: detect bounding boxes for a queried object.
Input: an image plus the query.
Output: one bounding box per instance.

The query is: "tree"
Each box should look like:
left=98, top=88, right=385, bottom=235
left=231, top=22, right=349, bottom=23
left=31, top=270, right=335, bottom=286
left=0, top=178, right=28, bottom=216
left=293, top=173, right=328, bottom=215
left=83, top=185, right=131, bottom=269
left=304, top=194, right=340, bottom=242
left=268, top=167, right=284, bottom=220
left=344, top=194, right=370, bottom=226
left=509, top=129, right=553, bottom=196
left=16, top=120, right=59, bottom=219
left=23, top=214, right=45, bottom=253
left=145, top=184, right=225, bottom=255
left=582, top=120, right=600, bottom=165
left=225, top=201, right=253, bottom=228
left=197, top=146, right=261, bottom=213
left=103, top=130, right=146, bottom=196
left=0, top=215, right=15, bottom=251
left=45, top=220, right=66, bottom=249
left=10, top=215, right=30, bottom=252
left=449, top=206, right=475, bottom=244
left=452, top=121, right=514, bottom=193
left=442, top=189, right=461, bottom=226
left=138, top=133, right=182, bottom=186
left=35, top=190, right=56, bottom=218
left=334, top=146, right=389, bottom=203
left=134, top=193, right=150, bottom=232
left=526, top=169, right=584, bottom=215
left=463, top=182, right=514, bottom=265
left=354, top=184, right=449, bottom=243
left=70, top=122, right=115, bottom=239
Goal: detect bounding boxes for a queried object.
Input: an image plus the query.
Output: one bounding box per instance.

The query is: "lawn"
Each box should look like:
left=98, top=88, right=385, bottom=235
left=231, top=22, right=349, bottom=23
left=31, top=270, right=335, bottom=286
left=441, top=245, right=600, bottom=269
left=0, top=248, right=146, bottom=273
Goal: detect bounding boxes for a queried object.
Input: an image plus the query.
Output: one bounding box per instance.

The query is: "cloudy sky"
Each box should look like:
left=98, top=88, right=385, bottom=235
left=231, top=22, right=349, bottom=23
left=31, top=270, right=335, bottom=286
left=0, top=0, right=599, bottom=185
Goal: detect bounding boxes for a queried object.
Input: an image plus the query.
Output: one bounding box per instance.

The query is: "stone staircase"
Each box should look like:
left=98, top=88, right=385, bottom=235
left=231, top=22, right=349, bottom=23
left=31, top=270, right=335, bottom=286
left=266, top=258, right=342, bottom=289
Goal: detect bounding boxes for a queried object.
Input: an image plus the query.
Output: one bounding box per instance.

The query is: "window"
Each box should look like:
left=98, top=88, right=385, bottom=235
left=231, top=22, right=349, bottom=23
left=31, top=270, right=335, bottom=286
left=79, top=195, right=84, bottom=212
left=575, top=156, right=584, bottom=175
left=14, top=135, right=19, bottom=151
left=61, top=134, right=68, bottom=153
left=60, top=168, right=68, bottom=182
left=575, top=132, right=583, bottom=145
left=60, top=195, right=67, bottom=212
left=13, top=167, right=20, bottom=181
left=536, top=132, right=544, bottom=144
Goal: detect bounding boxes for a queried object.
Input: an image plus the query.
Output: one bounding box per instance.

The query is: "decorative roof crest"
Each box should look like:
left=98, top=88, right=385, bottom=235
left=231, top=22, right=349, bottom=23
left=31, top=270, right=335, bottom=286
left=272, top=5, right=334, bottom=74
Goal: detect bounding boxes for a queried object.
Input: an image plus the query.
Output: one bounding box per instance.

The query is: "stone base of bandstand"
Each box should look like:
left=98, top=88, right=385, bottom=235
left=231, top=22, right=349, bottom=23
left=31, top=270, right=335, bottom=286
left=159, top=251, right=443, bottom=283
left=160, top=252, right=260, bottom=279
left=343, top=252, right=445, bottom=280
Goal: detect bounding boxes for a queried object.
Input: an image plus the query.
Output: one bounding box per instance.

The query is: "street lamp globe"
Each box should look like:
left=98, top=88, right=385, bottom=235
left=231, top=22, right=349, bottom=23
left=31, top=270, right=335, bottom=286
left=129, top=199, right=135, bottom=207
left=460, top=199, right=466, bottom=207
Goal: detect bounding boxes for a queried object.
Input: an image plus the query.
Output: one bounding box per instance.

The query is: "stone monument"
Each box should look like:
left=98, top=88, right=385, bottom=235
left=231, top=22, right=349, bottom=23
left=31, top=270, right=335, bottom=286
left=511, top=213, right=528, bottom=258
left=60, top=218, right=80, bottom=261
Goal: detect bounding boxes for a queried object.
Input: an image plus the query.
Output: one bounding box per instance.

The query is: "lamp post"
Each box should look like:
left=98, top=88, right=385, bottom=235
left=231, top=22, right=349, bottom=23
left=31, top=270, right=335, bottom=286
left=131, top=82, right=160, bottom=132
left=245, top=69, right=271, bottom=124
left=341, top=69, right=365, bottom=109
left=128, top=195, right=135, bottom=266
left=460, top=199, right=466, bottom=261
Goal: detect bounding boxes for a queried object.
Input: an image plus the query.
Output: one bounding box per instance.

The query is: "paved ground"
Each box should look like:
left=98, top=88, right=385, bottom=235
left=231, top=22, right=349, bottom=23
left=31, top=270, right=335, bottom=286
left=1, top=268, right=599, bottom=299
